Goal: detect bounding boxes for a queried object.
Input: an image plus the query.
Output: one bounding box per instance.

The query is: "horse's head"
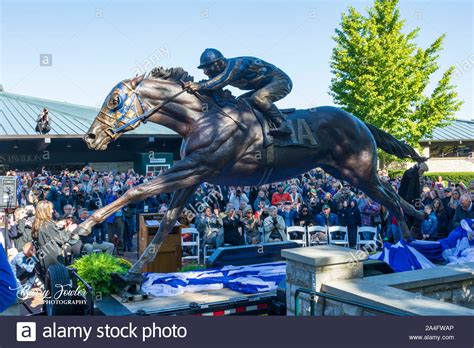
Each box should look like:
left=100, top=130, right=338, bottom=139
left=84, top=74, right=145, bottom=150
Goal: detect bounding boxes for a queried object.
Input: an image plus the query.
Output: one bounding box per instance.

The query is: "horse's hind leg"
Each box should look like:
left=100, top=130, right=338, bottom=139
left=380, top=181, right=424, bottom=220
left=357, top=178, right=411, bottom=241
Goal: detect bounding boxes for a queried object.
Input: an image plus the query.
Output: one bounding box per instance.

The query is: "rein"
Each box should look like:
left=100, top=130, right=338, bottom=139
left=100, top=79, right=248, bottom=139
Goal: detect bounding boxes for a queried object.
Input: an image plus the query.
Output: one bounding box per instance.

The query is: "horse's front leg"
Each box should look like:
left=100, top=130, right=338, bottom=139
left=76, top=153, right=216, bottom=235
left=127, top=184, right=198, bottom=276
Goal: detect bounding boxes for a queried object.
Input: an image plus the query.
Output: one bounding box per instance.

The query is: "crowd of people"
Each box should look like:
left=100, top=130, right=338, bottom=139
left=1, top=164, right=474, bottom=292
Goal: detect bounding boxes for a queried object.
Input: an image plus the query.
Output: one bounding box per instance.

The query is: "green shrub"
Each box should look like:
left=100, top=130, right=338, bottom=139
left=179, top=262, right=205, bottom=272
left=70, top=253, right=131, bottom=295
left=424, top=172, right=474, bottom=183
left=388, top=170, right=474, bottom=183
left=387, top=170, right=405, bottom=178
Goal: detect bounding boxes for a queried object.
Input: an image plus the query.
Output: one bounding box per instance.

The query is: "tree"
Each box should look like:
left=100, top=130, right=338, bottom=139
left=330, top=0, right=462, bottom=163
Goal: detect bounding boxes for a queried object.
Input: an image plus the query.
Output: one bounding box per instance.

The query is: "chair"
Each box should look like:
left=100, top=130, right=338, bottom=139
left=286, top=226, right=307, bottom=247
left=328, top=226, right=349, bottom=247
left=307, top=225, right=327, bottom=246
left=181, top=227, right=200, bottom=263
left=203, top=228, right=221, bottom=262
left=356, top=226, right=378, bottom=251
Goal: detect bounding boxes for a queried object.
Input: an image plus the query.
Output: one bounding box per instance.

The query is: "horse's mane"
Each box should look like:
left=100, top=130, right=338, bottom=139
left=149, top=66, right=194, bottom=83
left=149, top=66, right=238, bottom=104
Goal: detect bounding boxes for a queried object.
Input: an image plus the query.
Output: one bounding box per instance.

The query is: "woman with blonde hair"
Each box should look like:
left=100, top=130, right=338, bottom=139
left=448, top=189, right=462, bottom=219
left=32, top=201, right=71, bottom=274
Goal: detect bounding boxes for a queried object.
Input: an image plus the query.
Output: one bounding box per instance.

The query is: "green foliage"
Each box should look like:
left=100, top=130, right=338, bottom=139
left=71, top=253, right=131, bottom=295
left=179, top=262, right=205, bottom=272
left=330, top=0, right=462, bottom=156
left=387, top=169, right=405, bottom=178
left=388, top=170, right=474, bottom=183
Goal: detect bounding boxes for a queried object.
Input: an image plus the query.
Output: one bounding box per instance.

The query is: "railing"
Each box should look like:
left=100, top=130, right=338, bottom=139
left=294, top=288, right=411, bottom=316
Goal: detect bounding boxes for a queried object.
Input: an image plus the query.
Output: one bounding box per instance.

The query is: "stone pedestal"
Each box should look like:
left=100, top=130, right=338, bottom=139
left=282, top=245, right=367, bottom=316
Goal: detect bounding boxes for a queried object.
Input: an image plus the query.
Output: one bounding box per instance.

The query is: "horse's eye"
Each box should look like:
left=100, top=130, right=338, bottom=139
left=107, top=95, right=121, bottom=110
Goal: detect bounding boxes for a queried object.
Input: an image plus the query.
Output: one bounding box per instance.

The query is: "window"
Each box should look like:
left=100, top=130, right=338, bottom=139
left=146, top=164, right=170, bottom=176
left=429, top=144, right=473, bottom=158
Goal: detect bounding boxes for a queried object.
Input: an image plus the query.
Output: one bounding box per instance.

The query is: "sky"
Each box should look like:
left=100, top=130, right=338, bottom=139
left=1, top=0, right=473, bottom=119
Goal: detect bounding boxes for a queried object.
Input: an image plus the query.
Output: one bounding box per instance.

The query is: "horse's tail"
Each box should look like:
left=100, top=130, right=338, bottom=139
left=364, top=122, right=427, bottom=163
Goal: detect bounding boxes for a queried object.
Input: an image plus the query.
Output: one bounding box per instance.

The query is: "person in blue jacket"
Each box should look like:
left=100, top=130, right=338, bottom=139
left=278, top=201, right=298, bottom=227
left=0, top=246, right=18, bottom=313
left=421, top=204, right=438, bottom=240
left=316, top=205, right=339, bottom=226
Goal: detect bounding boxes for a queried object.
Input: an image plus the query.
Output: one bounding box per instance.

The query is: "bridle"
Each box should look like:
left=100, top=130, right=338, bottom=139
left=96, top=80, right=189, bottom=140
left=96, top=81, right=146, bottom=140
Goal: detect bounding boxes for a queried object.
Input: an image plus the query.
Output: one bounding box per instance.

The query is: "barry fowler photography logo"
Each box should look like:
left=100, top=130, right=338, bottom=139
left=10, top=282, right=87, bottom=306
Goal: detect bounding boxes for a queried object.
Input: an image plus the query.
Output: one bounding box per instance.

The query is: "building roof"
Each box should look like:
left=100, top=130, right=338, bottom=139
left=0, top=91, right=177, bottom=137
left=420, top=119, right=474, bottom=143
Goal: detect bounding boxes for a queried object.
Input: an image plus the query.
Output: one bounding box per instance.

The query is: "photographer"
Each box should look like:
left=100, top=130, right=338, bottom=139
left=255, top=200, right=270, bottom=222
left=58, top=186, right=75, bottom=212
left=253, top=189, right=270, bottom=211
left=333, top=183, right=355, bottom=204
left=222, top=204, right=245, bottom=246
left=35, top=108, right=51, bottom=134
left=0, top=212, right=17, bottom=250
left=279, top=201, right=298, bottom=227
left=45, top=178, right=62, bottom=215
left=228, top=186, right=249, bottom=210
left=304, top=188, right=321, bottom=215
left=263, top=206, right=287, bottom=243
left=71, top=184, right=86, bottom=208
left=10, top=207, right=34, bottom=251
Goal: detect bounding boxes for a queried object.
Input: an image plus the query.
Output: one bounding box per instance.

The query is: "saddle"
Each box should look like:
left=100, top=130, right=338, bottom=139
left=238, top=99, right=319, bottom=149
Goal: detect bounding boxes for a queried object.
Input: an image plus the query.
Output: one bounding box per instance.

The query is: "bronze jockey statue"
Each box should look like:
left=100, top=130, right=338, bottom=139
left=184, top=48, right=293, bottom=137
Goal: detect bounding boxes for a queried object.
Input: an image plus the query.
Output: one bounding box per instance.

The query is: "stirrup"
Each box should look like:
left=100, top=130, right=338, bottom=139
left=268, top=123, right=292, bottom=137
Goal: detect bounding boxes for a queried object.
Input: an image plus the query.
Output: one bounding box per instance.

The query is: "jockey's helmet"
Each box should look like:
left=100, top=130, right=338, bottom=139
left=197, top=48, right=226, bottom=69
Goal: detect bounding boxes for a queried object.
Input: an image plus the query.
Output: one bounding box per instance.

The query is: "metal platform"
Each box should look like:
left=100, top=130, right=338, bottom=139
left=96, top=288, right=276, bottom=316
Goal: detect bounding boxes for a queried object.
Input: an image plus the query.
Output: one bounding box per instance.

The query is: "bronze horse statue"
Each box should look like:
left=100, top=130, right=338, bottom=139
left=79, top=66, right=425, bottom=280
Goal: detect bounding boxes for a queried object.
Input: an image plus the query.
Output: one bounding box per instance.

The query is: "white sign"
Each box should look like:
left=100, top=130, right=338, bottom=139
left=150, top=157, right=166, bottom=164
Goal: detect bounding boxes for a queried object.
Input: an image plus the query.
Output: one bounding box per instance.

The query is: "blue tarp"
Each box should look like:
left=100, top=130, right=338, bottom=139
left=410, top=219, right=474, bottom=263
left=141, top=262, right=286, bottom=297
left=370, top=239, right=435, bottom=272
left=374, top=219, right=474, bottom=271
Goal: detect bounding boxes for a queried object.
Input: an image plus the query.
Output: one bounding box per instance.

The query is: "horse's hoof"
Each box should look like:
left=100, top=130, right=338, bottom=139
left=121, top=272, right=145, bottom=285
left=73, top=224, right=91, bottom=236
left=415, top=210, right=425, bottom=220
